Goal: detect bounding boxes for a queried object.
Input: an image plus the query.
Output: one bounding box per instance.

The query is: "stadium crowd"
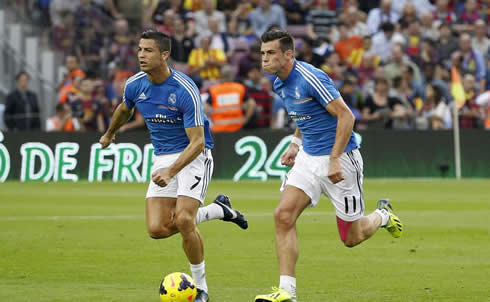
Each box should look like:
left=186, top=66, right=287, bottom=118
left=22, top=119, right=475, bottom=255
left=3, top=0, right=490, bottom=132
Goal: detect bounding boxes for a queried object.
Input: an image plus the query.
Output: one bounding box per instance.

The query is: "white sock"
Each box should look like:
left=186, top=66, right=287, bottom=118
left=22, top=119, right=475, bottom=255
left=190, top=261, right=208, bottom=293
left=375, top=209, right=389, bottom=227
left=195, top=204, right=224, bottom=225
left=279, top=275, right=296, bottom=298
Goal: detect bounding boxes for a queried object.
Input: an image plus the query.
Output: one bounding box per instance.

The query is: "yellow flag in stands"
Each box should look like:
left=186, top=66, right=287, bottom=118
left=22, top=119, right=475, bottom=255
left=451, top=67, right=466, bottom=109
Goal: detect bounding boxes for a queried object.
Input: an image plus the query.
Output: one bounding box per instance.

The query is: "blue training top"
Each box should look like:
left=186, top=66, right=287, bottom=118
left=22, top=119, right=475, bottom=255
left=273, top=60, right=359, bottom=156
left=123, top=70, right=214, bottom=155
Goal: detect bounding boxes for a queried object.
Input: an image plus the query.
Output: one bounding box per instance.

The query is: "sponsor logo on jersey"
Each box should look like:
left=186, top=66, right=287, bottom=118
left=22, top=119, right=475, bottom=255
left=168, top=93, right=177, bottom=104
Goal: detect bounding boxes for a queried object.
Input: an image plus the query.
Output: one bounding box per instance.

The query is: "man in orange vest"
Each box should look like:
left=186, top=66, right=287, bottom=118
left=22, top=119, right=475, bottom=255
left=204, top=66, right=256, bottom=132
left=46, top=103, right=81, bottom=132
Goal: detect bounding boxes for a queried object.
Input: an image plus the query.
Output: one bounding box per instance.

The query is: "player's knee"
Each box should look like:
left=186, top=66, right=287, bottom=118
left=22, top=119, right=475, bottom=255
left=174, top=212, right=195, bottom=233
left=342, top=238, right=358, bottom=248
left=274, top=207, right=295, bottom=229
left=342, top=232, right=364, bottom=248
left=147, top=224, right=174, bottom=239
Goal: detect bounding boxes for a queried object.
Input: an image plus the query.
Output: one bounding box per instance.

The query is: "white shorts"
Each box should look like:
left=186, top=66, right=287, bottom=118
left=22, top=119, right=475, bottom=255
left=146, top=149, right=214, bottom=204
left=281, top=148, right=364, bottom=222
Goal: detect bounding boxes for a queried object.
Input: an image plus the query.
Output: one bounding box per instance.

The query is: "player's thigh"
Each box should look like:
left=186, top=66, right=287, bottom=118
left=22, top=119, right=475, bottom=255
left=276, top=185, right=312, bottom=225
left=145, top=197, right=177, bottom=230
left=322, top=149, right=365, bottom=222
left=176, top=149, right=213, bottom=205
left=281, top=149, right=322, bottom=208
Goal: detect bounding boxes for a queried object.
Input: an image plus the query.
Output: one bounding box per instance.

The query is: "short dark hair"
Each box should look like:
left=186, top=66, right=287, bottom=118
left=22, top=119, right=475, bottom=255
left=261, top=30, right=295, bottom=53
left=55, top=103, right=66, bottom=113
left=15, top=71, right=29, bottom=81
left=141, top=29, right=171, bottom=53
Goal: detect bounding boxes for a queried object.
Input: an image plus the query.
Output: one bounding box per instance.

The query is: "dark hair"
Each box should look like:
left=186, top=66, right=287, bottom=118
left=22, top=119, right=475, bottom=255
left=15, top=71, right=29, bottom=81
left=380, top=22, right=395, bottom=32
left=374, top=77, right=389, bottom=86
left=261, top=30, right=295, bottom=53
left=141, top=29, right=171, bottom=53
left=55, top=103, right=66, bottom=113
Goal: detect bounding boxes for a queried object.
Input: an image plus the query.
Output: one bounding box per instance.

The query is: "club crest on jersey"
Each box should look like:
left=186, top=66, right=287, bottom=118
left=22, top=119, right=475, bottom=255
left=168, top=93, right=177, bottom=104
left=295, top=87, right=300, bottom=99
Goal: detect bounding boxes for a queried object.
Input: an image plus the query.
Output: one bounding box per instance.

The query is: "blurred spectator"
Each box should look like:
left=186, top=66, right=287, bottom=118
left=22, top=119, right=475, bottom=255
left=296, top=38, right=323, bottom=67
left=385, top=43, right=421, bottom=82
left=116, top=1, right=143, bottom=30
left=420, top=62, right=451, bottom=102
left=249, top=0, right=287, bottom=38
left=53, top=11, right=77, bottom=55
left=306, top=0, right=338, bottom=44
left=459, top=33, right=487, bottom=93
left=321, top=52, right=343, bottom=83
left=237, top=41, right=262, bottom=81
left=203, top=66, right=256, bottom=132
left=343, top=5, right=368, bottom=38
left=475, top=90, right=490, bottom=129
left=75, top=0, right=104, bottom=32
left=228, top=3, right=254, bottom=38
left=370, top=22, right=405, bottom=62
left=457, top=0, right=480, bottom=32
left=75, top=27, right=103, bottom=73
left=46, top=103, right=81, bottom=132
left=170, top=17, right=195, bottom=63
left=262, top=76, right=290, bottom=129
left=420, top=11, right=439, bottom=41
left=208, top=17, right=233, bottom=54
left=404, top=19, right=423, bottom=59
left=366, top=0, right=399, bottom=35
left=152, top=0, right=195, bottom=36
left=50, top=0, right=80, bottom=27
left=276, top=0, right=307, bottom=25
left=59, top=74, right=84, bottom=104
left=357, top=52, right=380, bottom=87
left=397, top=2, right=417, bottom=31
left=436, top=23, right=459, bottom=66
left=391, top=75, right=415, bottom=129
left=362, top=77, right=407, bottom=129
left=217, top=0, right=238, bottom=15
left=340, top=76, right=362, bottom=121
left=58, top=55, right=86, bottom=93
left=459, top=73, right=484, bottom=128
left=70, top=78, right=105, bottom=132
left=432, top=0, right=457, bottom=26
left=391, top=0, right=434, bottom=17
left=4, top=72, right=41, bottom=131
left=334, top=23, right=363, bottom=63
left=472, top=19, right=490, bottom=59
left=417, top=38, right=439, bottom=67
left=416, top=83, right=451, bottom=130
left=188, top=33, right=227, bottom=83
left=397, top=65, right=424, bottom=107
left=154, top=9, right=177, bottom=35
left=194, top=0, right=227, bottom=33
left=108, top=19, right=138, bottom=72
left=243, top=65, right=273, bottom=129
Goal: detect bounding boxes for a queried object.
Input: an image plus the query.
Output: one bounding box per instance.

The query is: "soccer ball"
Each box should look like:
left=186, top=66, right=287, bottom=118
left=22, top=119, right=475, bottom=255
left=159, top=272, right=197, bottom=302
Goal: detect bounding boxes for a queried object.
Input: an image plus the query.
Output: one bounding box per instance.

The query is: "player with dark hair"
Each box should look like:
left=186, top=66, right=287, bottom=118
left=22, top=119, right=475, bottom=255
left=255, top=30, right=403, bottom=302
left=99, top=30, right=248, bottom=302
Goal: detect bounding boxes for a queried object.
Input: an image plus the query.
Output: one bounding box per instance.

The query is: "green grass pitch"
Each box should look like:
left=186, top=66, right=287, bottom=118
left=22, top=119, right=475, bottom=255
left=1, top=179, right=489, bottom=302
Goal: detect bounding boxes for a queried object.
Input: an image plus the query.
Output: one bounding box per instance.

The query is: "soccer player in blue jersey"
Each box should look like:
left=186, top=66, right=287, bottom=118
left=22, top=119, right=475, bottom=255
left=255, top=30, right=403, bottom=302
left=99, top=30, right=248, bottom=302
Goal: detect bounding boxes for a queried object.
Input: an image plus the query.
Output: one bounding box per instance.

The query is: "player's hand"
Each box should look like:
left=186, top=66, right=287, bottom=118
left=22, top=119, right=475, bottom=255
left=328, top=157, right=344, bottom=184
left=281, top=144, right=299, bottom=167
left=99, top=132, right=115, bottom=149
left=152, top=168, right=173, bottom=187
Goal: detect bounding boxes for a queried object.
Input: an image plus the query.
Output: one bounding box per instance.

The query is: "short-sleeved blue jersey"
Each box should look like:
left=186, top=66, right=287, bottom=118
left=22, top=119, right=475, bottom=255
left=273, top=60, right=359, bottom=156
left=123, top=70, right=214, bottom=155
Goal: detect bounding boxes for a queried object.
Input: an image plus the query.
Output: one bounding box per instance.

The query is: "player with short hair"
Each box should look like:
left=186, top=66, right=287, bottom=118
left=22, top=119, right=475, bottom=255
left=255, top=30, right=403, bottom=302
left=99, top=30, right=248, bottom=302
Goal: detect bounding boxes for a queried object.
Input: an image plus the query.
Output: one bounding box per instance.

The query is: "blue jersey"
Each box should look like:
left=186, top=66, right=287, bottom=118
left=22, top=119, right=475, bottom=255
left=123, top=70, right=214, bottom=155
left=273, top=60, right=358, bottom=155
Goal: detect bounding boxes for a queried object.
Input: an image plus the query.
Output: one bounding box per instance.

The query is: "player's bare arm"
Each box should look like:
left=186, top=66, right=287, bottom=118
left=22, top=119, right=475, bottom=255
left=281, top=128, right=302, bottom=167
left=99, top=102, right=134, bottom=148
left=325, top=97, right=355, bottom=184
left=152, top=126, right=205, bottom=187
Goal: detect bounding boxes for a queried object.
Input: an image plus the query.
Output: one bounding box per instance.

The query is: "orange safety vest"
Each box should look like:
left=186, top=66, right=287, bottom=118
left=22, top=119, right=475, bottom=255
left=209, top=82, right=245, bottom=132
left=50, top=117, right=75, bottom=132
